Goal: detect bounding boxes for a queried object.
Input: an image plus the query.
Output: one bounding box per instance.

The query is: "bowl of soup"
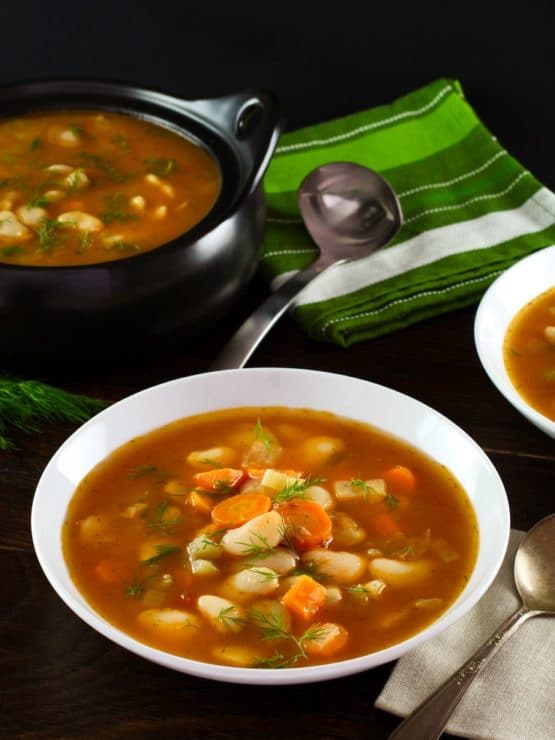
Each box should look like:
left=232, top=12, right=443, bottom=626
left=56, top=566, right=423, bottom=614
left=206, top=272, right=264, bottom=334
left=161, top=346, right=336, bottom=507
left=0, top=80, right=281, bottom=364
left=474, top=245, right=555, bottom=438
left=31, top=368, right=510, bottom=685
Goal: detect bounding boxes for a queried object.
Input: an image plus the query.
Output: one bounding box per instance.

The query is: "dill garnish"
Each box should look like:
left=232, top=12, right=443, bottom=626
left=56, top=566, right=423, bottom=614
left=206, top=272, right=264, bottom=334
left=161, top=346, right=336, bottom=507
left=26, top=194, right=49, bottom=208
left=274, top=475, right=324, bottom=503
left=145, top=157, right=176, bottom=177
left=217, top=606, right=246, bottom=632
left=238, top=532, right=276, bottom=559
left=30, top=137, right=42, bottom=150
left=290, top=561, right=329, bottom=583
left=254, top=417, right=273, bottom=451
left=124, top=579, right=144, bottom=599
left=0, top=245, right=25, bottom=258
left=384, top=492, right=400, bottom=510
left=128, top=464, right=165, bottom=480
left=36, top=218, right=67, bottom=252
left=249, top=608, right=328, bottom=668
left=148, top=502, right=181, bottom=534
left=100, top=192, right=136, bottom=224
left=78, top=152, right=130, bottom=183
left=141, top=544, right=180, bottom=565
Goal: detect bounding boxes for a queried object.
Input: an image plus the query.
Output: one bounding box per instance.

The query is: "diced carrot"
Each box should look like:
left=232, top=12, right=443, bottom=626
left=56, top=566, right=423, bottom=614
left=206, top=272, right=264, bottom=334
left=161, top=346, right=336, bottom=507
left=304, top=622, right=349, bottom=657
left=247, top=467, right=266, bottom=479
left=277, top=499, right=332, bottom=551
left=382, top=465, right=416, bottom=494
left=186, top=490, right=214, bottom=515
left=211, top=492, right=272, bottom=528
left=193, top=468, right=246, bottom=491
left=94, top=559, right=128, bottom=584
left=371, top=512, right=401, bottom=537
left=280, top=574, right=327, bottom=620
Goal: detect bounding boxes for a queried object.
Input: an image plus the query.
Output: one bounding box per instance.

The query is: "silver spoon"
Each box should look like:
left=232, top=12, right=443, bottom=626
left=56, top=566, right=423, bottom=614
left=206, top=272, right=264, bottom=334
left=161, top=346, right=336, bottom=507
left=389, top=513, right=555, bottom=740
left=211, top=162, right=402, bottom=370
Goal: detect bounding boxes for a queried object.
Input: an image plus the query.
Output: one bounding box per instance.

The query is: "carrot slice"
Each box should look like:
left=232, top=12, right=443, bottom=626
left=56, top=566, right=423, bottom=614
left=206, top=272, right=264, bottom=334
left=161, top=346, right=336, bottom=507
left=371, top=512, right=401, bottom=537
left=304, top=622, right=349, bottom=657
left=193, top=468, right=245, bottom=491
left=94, top=559, right=128, bottom=584
left=280, top=574, right=327, bottom=620
left=211, top=492, right=272, bottom=528
left=277, top=499, right=332, bottom=551
left=382, top=465, right=416, bottom=494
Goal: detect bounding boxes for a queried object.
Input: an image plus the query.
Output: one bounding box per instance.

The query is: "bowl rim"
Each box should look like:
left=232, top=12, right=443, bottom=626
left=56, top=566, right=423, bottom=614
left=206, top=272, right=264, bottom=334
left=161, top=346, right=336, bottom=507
left=31, top=367, right=510, bottom=685
left=474, top=245, right=555, bottom=437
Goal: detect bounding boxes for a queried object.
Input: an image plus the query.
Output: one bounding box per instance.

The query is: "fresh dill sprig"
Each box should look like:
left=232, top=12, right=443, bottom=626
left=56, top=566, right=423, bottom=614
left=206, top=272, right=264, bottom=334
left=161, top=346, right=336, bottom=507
left=384, top=492, right=400, bottom=510
left=238, top=532, right=276, bottom=559
left=100, top=192, right=137, bottom=225
left=249, top=568, right=280, bottom=583
left=78, top=152, right=130, bottom=183
left=249, top=608, right=329, bottom=667
left=141, top=544, right=180, bottom=566
left=148, top=502, right=181, bottom=534
left=128, top=464, right=168, bottom=480
left=0, top=245, right=26, bottom=258
left=217, top=606, right=246, bottom=633
left=274, top=475, right=324, bottom=503
left=254, top=417, right=273, bottom=451
left=144, top=157, right=176, bottom=177
left=0, top=377, right=106, bottom=450
left=36, top=218, right=67, bottom=252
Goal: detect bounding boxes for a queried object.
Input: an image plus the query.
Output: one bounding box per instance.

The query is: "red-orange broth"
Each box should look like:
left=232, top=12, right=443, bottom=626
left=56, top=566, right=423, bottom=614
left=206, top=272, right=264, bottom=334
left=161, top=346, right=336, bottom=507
left=0, top=110, right=220, bottom=265
left=503, top=286, right=555, bottom=421
left=63, top=407, right=479, bottom=669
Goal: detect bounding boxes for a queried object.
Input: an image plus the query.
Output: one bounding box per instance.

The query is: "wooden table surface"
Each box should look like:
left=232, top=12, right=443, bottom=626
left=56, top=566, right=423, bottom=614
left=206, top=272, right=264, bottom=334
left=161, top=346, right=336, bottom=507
left=1, top=275, right=553, bottom=740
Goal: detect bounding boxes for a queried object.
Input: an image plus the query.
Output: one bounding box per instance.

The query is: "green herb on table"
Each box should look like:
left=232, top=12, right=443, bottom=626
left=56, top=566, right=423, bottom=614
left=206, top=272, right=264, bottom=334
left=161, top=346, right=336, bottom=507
left=0, top=377, right=106, bottom=450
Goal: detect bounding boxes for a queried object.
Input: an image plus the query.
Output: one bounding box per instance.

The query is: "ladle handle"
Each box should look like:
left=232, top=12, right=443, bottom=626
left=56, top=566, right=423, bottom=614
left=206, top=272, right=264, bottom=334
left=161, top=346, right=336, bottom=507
left=211, top=256, right=337, bottom=371
left=388, top=606, right=537, bottom=740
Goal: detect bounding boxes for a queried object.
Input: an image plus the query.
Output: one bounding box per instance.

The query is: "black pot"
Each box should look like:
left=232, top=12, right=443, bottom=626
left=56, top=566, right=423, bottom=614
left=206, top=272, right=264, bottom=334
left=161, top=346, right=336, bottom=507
left=0, top=80, right=281, bottom=366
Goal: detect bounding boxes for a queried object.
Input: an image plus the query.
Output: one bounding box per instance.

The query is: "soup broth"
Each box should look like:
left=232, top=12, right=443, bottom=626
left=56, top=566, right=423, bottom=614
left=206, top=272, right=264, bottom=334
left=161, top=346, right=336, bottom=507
left=63, top=407, right=478, bottom=669
left=503, top=286, right=555, bottom=421
left=0, top=111, right=220, bottom=265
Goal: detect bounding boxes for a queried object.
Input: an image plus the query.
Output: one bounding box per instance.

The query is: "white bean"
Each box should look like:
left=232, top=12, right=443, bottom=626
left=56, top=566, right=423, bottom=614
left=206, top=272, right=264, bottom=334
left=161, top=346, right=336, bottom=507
left=186, top=446, right=238, bottom=467
left=63, top=168, right=89, bottom=191
left=298, top=436, right=345, bottom=466
left=302, top=548, right=366, bottom=584
left=367, top=557, right=432, bottom=587
left=244, top=547, right=296, bottom=574
left=16, top=205, right=47, bottom=229
left=305, top=485, right=335, bottom=511
left=221, top=510, right=282, bottom=556
left=211, top=645, right=258, bottom=667
left=58, top=211, right=103, bottom=232
left=0, top=211, right=32, bottom=241
left=197, top=594, right=245, bottom=634
left=221, top=567, right=279, bottom=602
left=78, top=514, right=114, bottom=544
left=46, top=163, right=73, bottom=174
left=130, top=195, right=146, bottom=212
left=544, top=326, right=555, bottom=344
left=137, top=608, right=200, bottom=636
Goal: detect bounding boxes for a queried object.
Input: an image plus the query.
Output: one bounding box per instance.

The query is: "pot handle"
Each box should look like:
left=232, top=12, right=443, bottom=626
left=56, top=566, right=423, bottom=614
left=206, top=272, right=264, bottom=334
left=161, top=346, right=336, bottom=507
left=174, top=89, right=282, bottom=196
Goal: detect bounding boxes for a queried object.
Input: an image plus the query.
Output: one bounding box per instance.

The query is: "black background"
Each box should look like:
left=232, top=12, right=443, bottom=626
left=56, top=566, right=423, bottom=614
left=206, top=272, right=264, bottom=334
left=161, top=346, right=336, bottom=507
left=1, top=1, right=554, bottom=188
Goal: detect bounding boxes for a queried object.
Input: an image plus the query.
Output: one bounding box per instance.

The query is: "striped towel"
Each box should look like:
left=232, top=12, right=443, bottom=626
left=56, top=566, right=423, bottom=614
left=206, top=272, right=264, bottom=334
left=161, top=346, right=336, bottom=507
left=261, top=78, right=555, bottom=346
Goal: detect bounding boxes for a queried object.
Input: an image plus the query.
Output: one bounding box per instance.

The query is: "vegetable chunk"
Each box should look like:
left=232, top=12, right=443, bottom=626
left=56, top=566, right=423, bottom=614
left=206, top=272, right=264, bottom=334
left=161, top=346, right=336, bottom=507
left=280, top=574, right=327, bottom=620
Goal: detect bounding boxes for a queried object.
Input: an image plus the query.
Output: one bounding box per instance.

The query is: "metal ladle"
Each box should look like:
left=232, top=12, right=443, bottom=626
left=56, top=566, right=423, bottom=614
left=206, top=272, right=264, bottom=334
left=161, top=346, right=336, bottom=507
left=389, top=513, right=555, bottom=740
left=211, top=162, right=402, bottom=370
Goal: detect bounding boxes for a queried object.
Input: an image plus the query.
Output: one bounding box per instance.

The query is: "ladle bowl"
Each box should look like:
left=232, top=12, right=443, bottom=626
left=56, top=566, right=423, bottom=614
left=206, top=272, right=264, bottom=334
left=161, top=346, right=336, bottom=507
left=212, top=162, right=402, bottom=370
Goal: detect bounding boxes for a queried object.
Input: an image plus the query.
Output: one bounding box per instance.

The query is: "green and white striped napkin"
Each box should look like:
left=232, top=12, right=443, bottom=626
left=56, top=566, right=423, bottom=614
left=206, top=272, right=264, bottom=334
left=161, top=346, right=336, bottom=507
left=261, top=78, right=555, bottom=346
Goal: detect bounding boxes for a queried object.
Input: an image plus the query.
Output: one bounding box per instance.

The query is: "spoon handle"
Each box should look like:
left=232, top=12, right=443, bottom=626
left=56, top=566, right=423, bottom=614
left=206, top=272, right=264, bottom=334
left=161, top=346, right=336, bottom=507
left=211, top=256, right=337, bottom=371
left=388, top=605, right=537, bottom=740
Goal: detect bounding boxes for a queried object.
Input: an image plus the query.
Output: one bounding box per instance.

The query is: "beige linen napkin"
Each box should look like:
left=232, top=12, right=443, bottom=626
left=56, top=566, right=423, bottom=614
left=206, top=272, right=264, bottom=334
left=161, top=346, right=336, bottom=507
left=375, top=530, right=555, bottom=740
